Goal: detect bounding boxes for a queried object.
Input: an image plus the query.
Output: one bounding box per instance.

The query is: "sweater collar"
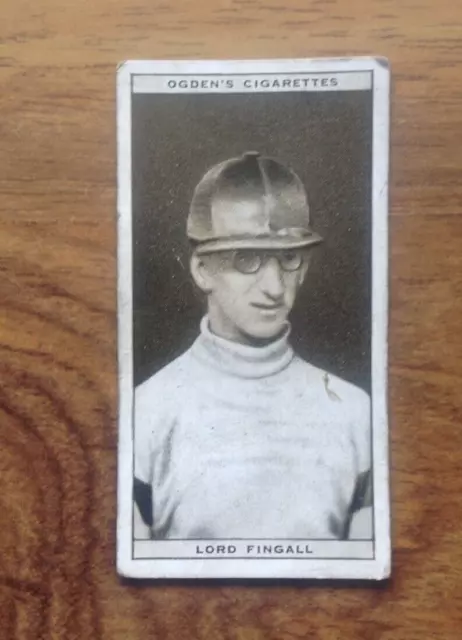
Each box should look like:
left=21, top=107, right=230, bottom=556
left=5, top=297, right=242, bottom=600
left=191, top=316, right=294, bottom=379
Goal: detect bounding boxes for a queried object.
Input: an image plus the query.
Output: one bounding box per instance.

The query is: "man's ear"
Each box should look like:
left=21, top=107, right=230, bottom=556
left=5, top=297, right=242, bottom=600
left=190, top=252, right=214, bottom=294
left=298, top=255, right=311, bottom=286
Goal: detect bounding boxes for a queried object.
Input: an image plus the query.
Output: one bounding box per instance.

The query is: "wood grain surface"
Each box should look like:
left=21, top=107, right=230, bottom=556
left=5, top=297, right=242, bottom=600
left=1, top=1, right=462, bottom=638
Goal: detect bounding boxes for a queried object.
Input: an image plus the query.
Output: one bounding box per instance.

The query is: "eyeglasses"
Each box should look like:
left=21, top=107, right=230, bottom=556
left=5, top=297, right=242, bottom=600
left=227, top=250, right=305, bottom=274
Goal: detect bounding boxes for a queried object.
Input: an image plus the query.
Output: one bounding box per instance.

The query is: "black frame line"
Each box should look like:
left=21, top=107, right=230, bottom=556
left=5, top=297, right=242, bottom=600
left=127, top=67, right=377, bottom=564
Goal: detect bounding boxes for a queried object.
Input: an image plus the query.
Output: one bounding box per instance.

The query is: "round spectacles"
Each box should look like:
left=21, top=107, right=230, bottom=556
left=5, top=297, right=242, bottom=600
left=231, top=250, right=304, bottom=274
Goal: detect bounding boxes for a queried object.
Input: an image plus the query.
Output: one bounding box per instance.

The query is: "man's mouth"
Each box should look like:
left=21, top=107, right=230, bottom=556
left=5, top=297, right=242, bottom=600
left=251, top=302, right=284, bottom=310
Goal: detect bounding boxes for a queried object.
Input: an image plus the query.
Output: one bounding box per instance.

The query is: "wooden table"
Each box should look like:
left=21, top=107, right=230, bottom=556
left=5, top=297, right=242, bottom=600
left=1, top=1, right=462, bottom=637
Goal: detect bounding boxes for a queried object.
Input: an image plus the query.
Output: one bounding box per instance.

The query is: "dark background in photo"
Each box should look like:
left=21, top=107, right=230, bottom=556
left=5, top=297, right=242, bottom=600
left=131, top=89, right=373, bottom=391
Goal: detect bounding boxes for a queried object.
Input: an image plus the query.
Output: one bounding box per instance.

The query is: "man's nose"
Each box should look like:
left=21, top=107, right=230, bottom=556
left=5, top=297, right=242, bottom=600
left=259, top=258, right=285, bottom=299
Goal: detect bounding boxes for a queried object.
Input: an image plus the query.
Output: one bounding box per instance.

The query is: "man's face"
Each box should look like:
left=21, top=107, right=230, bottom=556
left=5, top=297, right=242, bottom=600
left=191, top=249, right=310, bottom=344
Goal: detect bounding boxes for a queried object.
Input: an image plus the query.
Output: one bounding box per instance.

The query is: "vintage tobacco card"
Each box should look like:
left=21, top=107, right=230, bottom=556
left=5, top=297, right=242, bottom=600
left=116, top=57, right=390, bottom=580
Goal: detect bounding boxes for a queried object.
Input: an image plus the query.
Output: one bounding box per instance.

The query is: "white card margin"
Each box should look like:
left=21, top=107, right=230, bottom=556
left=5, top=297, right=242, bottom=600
left=116, top=57, right=390, bottom=581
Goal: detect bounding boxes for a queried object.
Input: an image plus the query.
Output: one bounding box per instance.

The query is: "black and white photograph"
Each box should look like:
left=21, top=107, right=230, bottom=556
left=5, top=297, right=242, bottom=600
left=116, top=58, right=390, bottom=580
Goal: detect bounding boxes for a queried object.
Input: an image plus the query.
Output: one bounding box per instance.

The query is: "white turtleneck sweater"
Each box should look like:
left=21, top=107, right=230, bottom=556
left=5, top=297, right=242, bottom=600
left=134, top=318, right=371, bottom=540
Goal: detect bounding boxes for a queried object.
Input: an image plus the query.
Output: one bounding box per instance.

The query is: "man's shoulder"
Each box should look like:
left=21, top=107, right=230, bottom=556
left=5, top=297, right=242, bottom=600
left=135, top=347, right=193, bottom=402
left=292, top=356, right=370, bottom=409
left=322, top=369, right=370, bottom=408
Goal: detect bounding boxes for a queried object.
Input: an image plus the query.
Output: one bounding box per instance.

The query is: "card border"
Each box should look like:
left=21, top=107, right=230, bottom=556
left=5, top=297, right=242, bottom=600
left=116, top=57, right=390, bottom=581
